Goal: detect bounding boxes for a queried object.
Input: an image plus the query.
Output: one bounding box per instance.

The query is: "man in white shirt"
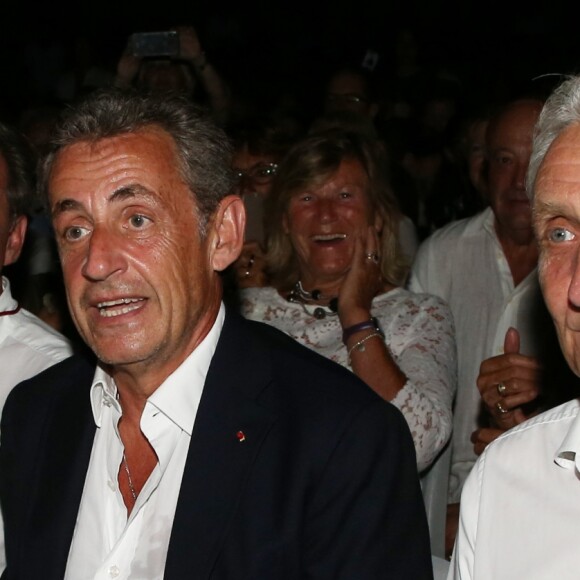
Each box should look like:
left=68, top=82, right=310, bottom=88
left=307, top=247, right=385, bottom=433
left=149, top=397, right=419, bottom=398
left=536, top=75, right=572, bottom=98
left=0, top=121, right=72, bottom=409
left=0, top=121, right=73, bottom=574
left=0, top=88, right=432, bottom=579
left=408, top=97, right=576, bottom=555
left=449, top=73, right=580, bottom=580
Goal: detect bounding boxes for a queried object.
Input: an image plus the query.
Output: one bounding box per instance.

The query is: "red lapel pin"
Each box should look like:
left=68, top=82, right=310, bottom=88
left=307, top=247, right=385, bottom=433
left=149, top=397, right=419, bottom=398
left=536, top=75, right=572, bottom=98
left=236, top=430, right=246, bottom=442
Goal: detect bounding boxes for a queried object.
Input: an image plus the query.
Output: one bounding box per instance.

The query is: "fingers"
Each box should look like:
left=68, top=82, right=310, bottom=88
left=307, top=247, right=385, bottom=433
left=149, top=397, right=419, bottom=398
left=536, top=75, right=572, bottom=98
left=477, top=352, right=542, bottom=428
left=504, top=327, right=520, bottom=354
left=471, top=427, right=504, bottom=456
left=337, top=228, right=380, bottom=322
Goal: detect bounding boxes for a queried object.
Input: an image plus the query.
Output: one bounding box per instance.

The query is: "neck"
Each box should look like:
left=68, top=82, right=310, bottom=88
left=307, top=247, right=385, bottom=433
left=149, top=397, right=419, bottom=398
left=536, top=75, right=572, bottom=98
left=495, top=225, right=538, bottom=286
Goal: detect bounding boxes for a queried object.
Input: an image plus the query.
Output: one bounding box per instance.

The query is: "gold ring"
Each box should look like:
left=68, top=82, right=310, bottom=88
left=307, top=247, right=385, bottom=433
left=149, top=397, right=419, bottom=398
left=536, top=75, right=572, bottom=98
left=496, top=401, right=509, bottom=414
left=497, top=382, right=507, bottom=396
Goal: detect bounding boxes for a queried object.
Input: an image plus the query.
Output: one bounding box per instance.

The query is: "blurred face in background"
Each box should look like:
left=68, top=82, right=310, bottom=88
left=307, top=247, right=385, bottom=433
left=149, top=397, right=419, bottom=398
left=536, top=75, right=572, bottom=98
left=232, top=145, right=278, bottom=198
left=486, top=99, right=543, bottom=242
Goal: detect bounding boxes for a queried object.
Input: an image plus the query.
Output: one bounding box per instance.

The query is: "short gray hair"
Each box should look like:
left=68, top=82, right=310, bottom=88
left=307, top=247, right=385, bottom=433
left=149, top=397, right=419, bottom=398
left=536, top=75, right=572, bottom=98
left=40, top=87, right=235, bottom=233
left=528, top=75, right=580, bottom=198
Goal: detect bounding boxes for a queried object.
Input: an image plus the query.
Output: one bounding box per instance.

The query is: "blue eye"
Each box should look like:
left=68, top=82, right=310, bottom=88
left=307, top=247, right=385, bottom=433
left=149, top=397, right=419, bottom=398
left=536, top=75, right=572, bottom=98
left=548, top=227, right=574, bottom=243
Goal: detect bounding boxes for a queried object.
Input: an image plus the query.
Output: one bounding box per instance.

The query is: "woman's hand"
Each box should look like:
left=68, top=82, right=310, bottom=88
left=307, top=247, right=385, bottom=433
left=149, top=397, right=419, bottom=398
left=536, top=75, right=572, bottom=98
left=115, top=43, right=142, bottom=89
left=338, top=226, right=383, bottom=327
left=233, top=241, right=269, bottom=289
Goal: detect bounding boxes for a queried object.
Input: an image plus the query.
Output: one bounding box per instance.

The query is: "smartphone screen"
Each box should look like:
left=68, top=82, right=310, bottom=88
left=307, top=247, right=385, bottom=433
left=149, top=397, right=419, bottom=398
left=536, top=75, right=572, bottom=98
left=129, top=31, right=179, bottom=58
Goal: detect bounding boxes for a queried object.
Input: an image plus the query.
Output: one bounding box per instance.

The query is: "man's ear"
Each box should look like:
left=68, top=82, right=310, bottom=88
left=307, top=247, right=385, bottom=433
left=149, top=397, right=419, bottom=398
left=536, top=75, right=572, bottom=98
left=210, top=195, right=246, bottom=272
left=4, top=215, right=27, bottom=267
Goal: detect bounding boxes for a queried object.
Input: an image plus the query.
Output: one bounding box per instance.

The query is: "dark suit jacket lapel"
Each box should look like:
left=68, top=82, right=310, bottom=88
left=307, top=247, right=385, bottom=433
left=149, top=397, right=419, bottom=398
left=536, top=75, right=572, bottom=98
left=165, top=313, right=278, bottom=579
left=20, top=359, right=96, bottom=578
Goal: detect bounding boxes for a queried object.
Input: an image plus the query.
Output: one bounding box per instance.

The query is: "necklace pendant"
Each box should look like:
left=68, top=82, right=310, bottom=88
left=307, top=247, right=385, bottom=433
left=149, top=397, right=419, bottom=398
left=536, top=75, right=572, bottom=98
left=313, top=307, right=326, bottom=320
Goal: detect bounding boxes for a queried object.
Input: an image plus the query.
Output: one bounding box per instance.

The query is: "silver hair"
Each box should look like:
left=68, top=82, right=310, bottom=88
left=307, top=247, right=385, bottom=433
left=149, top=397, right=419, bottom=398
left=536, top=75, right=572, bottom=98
left=527, top=75, right=580, bottom=199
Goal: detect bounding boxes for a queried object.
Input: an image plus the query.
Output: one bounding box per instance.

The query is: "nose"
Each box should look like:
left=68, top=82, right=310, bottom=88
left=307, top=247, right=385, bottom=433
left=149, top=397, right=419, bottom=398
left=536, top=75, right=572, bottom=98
left=515, top=158, right=528, bottom=191
left=81, top=226, right=127, bottom=281
left=316, top=198, right=338, bottom=223
left=568, top=248, right=580, bottom=309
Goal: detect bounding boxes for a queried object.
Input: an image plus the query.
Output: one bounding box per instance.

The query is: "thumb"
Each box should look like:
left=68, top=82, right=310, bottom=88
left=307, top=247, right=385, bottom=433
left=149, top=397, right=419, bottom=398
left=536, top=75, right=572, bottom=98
left=504, top=327, right=520, bottom=355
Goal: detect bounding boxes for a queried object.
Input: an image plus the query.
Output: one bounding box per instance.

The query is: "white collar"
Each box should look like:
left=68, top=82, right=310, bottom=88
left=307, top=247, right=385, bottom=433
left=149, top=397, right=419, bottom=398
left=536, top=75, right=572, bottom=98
left=90, top=303, right=225, bottom=434
left=554, top=400, right=580, bottom=472
left=0, top=276, right=19, bottom=314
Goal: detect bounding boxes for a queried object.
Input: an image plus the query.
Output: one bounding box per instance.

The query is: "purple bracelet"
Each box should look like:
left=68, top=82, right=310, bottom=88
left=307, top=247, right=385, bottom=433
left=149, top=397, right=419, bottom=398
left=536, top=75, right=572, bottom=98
left=342, top=317, right=383, bottom=345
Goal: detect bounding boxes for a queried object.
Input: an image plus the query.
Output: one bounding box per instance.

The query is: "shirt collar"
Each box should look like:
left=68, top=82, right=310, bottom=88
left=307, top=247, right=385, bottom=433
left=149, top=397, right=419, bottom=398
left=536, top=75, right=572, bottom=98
left=0, top=276, right=19, bottom=313
left=554, top=402, right=580, bottom=471
left=90, top=303, right=226, bottom=434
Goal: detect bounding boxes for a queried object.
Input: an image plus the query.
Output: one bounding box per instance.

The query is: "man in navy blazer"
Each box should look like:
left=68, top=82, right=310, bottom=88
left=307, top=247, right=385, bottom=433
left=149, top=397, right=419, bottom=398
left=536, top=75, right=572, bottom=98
left=0, top=88, right=432, bottom=578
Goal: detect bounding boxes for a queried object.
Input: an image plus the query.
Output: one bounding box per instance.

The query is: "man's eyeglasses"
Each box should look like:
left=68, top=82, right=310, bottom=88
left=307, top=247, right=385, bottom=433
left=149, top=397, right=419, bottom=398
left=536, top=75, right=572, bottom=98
left=234, top=162, right=278, bottom=185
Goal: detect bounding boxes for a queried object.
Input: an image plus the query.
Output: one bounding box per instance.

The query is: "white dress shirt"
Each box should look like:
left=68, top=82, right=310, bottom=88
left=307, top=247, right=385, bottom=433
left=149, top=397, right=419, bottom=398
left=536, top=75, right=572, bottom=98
left=0, top=275, right=73, bottom=575
left=64, top=304, right=225, bottom=580
left=0, top=276, right=72, bottom=412
left=408, top=208, right=548, bottom=501
left=449, top=397, right=580, bottom=579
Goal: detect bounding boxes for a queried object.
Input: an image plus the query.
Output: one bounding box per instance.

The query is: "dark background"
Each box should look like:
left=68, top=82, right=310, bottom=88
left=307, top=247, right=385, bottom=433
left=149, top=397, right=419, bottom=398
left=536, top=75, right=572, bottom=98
left=0, top=1, right=579, bottom=122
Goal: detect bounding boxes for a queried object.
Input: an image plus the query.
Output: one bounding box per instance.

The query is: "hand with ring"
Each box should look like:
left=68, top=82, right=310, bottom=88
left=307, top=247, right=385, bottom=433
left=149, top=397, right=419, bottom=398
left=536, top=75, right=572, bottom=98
left=338, top=226, right=385, bottom=327
left=476, top=327, right=542, bottom=430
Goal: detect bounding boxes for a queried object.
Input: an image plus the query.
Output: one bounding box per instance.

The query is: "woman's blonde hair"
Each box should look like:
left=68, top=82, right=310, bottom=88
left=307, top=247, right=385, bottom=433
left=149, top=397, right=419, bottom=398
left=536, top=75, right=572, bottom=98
left=265, top=128, right=408, bottom=290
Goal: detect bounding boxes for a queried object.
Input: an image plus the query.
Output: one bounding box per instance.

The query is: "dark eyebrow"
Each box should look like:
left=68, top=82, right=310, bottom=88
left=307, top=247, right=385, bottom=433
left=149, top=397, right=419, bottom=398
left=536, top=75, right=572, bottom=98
left=109, top=184, right=158, bottom=204
left=52, top=184, right=158, bottom=218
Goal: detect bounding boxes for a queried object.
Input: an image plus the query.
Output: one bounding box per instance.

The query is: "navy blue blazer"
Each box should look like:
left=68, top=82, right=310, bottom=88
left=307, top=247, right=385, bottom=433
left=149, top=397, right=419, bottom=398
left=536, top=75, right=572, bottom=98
left=0, top=312, right=432, bottom=579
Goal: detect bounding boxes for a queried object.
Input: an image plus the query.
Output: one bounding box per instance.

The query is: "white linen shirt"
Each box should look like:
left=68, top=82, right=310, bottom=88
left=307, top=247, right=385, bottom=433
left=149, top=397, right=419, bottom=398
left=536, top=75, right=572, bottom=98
left=64, top=304, right=225, bottom=580
left=408, top=208, right=547, bottom=501
left=0, top=276, right=72, bottom=412
left=449, top=397, right=580, bottom=579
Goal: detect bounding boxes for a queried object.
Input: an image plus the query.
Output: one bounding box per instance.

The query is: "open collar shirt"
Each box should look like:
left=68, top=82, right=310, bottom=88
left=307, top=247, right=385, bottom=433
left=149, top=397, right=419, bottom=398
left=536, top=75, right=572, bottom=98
left=408, top=208, right=546, bottom=502
left=0, top=276, right=72, bottom=412
left=450, top=397, right=580, bottom=579
left=64, top=304, right=225, bottom=580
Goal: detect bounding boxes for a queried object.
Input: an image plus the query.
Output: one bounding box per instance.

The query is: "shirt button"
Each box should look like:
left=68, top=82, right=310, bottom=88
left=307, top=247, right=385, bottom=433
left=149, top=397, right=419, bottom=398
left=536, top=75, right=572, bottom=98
left=109, top=565, right=120, bottom=578
left=108, top=479, right=117, bottom=491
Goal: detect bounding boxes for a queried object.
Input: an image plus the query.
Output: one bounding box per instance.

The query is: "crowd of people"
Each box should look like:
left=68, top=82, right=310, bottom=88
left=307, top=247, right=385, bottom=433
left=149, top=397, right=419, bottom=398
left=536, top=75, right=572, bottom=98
left=1, top=20, right=580, bottom=580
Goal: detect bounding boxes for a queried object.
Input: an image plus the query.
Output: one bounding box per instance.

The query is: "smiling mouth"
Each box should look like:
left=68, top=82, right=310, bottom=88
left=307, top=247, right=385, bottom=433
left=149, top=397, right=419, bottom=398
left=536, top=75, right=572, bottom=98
left=311, top=234, right=347, bottom=242
left=96, top=297, right=145, bottom=318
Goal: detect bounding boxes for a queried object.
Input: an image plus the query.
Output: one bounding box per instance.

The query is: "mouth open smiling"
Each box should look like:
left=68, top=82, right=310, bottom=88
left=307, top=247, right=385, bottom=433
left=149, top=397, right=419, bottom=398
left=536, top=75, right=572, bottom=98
left=96, top=297, right=146, bottom=318
left=311, top=233, right=347, bottom=244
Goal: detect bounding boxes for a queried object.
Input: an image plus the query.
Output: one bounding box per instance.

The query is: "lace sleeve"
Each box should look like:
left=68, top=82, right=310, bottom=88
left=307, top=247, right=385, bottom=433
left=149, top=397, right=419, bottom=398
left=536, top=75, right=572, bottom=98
left=380, top=293, right=457, bottom=472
